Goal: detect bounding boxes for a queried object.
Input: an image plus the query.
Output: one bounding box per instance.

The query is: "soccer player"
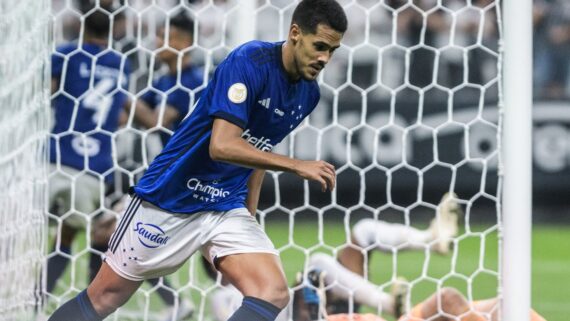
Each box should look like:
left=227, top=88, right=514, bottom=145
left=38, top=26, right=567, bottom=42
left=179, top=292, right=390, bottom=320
left=48, top=1, right=348, bottom=320
left=47, top=7, right=193, bottom=321
left=47, top=5, right=130, bottom=297
left=398, top=287, right=547, bottom=321
left=127, top=13, right=205, bottom=145
left=338, top=193, right=462, bottom=277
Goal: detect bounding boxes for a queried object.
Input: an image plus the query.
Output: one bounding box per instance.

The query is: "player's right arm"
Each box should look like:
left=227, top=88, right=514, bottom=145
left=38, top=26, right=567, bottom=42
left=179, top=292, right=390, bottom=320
left=210, top=118, right=336, bottom=192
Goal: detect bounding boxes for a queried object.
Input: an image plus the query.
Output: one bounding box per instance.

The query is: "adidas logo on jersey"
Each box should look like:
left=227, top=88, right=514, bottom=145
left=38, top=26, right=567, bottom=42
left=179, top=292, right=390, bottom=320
left=258, top=98, right=271, bottom=109
left=241, top=129, right=274, bottom=152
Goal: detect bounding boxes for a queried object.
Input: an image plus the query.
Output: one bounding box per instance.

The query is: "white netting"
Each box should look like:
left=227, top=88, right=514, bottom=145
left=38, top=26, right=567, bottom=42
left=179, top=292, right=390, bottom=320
left=0, top=0, right=50, bottom=319
left=44, top=0, right=502, bottom=320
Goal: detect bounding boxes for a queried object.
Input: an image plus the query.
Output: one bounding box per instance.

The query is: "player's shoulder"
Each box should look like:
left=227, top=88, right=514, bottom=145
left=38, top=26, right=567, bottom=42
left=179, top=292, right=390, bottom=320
left=54, top=42, right=80, bottom=55
left=229, top=40, right=281, bottom=66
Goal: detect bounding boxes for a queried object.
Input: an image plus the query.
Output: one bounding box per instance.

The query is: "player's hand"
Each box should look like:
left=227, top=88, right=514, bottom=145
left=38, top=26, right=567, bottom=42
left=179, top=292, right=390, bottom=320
left=293, top=160, right=336, bottom=192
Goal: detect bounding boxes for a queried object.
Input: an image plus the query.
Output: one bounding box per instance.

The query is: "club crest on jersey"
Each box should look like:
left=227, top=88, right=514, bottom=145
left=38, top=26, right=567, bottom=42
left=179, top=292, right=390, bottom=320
left=187, top=178, right=230, bottom=202
left=134, top=222, right=169, bottom=248
left=241, top=129, right=273, bottom=152
left=228, top=83, right=247, bottom=103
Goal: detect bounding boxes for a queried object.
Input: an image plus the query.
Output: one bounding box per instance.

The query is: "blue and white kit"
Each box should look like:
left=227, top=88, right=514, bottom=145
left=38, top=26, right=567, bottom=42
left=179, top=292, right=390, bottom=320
left=49, top=43, right=129, bottom=226
left=51, top=43, right=130, bottom=180
left=106, top=41, right=321, bottom=280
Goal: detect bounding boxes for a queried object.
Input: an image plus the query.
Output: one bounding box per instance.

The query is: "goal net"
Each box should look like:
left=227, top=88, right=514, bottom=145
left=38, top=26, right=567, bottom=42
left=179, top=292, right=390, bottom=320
left=0, top=0, right=50, bottom=319
left=41, top=0, right=503, bottom=320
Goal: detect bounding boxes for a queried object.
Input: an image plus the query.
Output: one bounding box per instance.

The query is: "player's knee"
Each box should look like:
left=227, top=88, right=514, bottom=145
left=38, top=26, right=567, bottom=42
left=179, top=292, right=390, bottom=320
left=267, top=283, right=290, bottom=309
left=438, top=287, right=465, bottom=309
left=88, top=285, right=132, bottom=316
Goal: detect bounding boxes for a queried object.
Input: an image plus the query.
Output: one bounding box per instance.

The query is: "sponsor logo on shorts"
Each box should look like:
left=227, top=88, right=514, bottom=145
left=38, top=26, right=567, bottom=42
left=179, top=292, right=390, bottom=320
left=134, top=222, right=170, bottom=248
left=187, top=178, right=230, bottom=202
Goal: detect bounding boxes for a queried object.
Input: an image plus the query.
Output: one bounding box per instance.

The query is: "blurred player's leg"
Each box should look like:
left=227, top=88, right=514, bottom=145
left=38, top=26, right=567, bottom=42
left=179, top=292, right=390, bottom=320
left=47, top=166, right=101, bottom=293
left=429, top=193, right=462, bottom=255
left=416, top=287, right=484, bottom=321
left=339, top=193, right=462, bottom=276
left=46, top=224, right=77, bottom=293
left=218, top=253, right=289, bottom=321
left=338, top=220, right=432, bottom=276
left=309, top=253, right=398, bottom=316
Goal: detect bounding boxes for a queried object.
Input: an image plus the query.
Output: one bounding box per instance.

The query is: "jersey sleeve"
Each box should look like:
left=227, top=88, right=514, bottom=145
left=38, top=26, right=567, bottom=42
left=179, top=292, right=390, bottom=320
left=207, top=55, right=263, bottom=129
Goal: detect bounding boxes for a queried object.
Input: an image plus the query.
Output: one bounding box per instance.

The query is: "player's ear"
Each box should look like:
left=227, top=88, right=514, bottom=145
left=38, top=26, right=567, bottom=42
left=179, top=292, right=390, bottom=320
left=289, top=23, right=301, bottom=45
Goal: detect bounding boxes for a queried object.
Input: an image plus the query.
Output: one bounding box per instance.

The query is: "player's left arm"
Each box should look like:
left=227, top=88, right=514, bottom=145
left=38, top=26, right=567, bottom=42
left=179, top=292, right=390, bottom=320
left=245, top=169, right=266, bottom=216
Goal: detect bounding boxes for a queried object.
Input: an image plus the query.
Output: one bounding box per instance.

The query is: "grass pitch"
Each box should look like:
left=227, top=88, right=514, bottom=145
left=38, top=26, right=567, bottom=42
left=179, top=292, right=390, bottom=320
left=47, top=222, right=568, bottom=321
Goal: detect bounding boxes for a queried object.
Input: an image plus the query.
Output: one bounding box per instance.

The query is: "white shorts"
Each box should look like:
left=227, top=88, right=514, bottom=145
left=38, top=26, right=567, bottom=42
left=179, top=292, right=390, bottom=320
left=105, top=195, right=279, bottom=281
left=48, top=164, right=103, bottom=228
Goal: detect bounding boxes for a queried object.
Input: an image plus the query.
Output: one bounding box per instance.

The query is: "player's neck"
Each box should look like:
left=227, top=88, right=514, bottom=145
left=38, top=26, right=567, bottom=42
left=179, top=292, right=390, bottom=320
left=167, top=56, right=191, bottom=74
left=83, top=34, right=107, bottom=47
left=281, top=42, right=301, bottom=82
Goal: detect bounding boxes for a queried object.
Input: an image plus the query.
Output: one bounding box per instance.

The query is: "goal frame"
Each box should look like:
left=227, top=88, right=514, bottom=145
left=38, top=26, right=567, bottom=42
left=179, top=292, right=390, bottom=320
left=501, top=0, right=533, bottom=321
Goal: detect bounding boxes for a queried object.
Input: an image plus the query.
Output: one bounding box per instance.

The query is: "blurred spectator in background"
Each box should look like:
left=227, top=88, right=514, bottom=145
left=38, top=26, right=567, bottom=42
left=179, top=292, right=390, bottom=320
left=536, top=0, right=570, bottom=99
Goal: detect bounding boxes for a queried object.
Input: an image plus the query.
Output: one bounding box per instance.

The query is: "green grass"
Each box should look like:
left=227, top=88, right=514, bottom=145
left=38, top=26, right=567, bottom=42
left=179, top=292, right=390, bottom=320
left=46, top=223, right=569, bottom=321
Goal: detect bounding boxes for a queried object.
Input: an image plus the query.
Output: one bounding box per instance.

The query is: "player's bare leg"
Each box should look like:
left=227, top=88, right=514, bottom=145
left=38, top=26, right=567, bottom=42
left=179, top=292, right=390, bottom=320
left=338, top=236, right=367, bottom=276
left=218, top=253, right=289, bottom=320
left=86, top=262, right=143, bottom=316
left=419, top=287, right=484, bottom=321
left=48, top=262, right=142, bottom=320
left=309, top=253, right=399, bottom=316
left=218, top=253, right=289, bottom=307
left=46, top=223, right=78, bottom=292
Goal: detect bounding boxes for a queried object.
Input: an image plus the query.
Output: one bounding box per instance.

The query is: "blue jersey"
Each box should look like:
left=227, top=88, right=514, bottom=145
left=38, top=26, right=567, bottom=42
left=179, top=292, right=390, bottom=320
left=133, top=41, right=320, bottom=214
left=140, top=65, right=204, bottom=143
left=50, top=43, right=130, bottom=180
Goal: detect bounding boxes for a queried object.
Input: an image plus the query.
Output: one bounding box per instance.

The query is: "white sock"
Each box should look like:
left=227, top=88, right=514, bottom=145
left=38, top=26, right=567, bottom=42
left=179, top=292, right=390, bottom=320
left=352, top=218, right=432, bottom=251
left=308, top=253, right=394, bottom=314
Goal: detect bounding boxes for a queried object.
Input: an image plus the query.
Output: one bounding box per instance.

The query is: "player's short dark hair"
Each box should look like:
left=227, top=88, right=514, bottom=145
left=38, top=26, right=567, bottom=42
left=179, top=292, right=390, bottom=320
left=84, top=9, right=111, bottom=39
left=168, top=13, right=195, bottom=37
left=291, top=0, right=348, bottom=35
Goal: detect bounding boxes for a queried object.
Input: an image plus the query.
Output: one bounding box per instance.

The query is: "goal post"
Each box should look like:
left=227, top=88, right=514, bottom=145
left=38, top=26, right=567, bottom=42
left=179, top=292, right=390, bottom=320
left=502, top=0, right=533, bottom=320
left=0, top=0, right=51, bottom=319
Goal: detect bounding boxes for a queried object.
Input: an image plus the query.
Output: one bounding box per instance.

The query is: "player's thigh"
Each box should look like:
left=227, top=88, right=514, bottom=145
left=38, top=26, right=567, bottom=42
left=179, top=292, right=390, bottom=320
left=202, top=208, right=286, bottom=297
left=104, top=196, right=206, bottom=281
left=71, top=170, right=102, bottom=215
left=48, top=164, right=102, bottom=228
left=217, top=253, right=288, bottom=299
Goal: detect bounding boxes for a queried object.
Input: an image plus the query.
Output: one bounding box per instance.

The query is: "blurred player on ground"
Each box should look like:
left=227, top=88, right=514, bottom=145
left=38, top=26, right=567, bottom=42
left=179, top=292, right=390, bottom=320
left=48, top=0, right=347, bottom=320
left=398, top=287, right=547, bottom=321
left=338, top=193, right=462, bottom=277
left=205, top=253, right=407, bottom=321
